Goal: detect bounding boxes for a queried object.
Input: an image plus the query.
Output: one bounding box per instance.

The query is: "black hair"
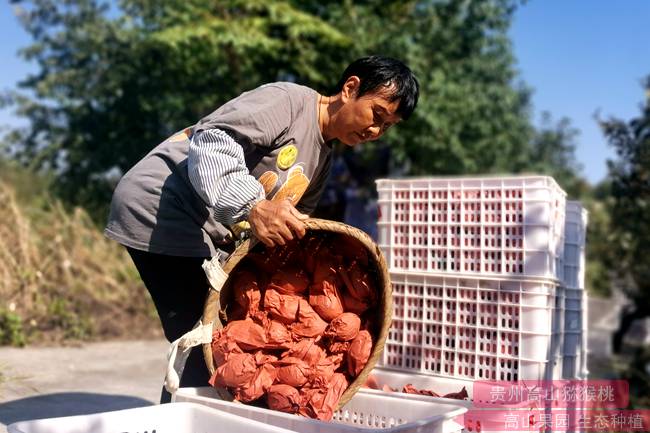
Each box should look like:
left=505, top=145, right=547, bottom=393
left=334, top=55, right=420, bottom=120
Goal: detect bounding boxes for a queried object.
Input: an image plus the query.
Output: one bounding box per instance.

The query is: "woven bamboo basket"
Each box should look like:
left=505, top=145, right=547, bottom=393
left=201, top=218, right=392, bottom=409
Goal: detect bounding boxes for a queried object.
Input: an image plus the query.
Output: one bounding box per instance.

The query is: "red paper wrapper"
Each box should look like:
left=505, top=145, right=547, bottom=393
left=347, top=329, right=372, bottom=376
left=267, top=384, right=302, bottom=414
left=328, top=341, right=351, bottom=355
left=270, top=266, right=310, bottom=296
left=211, top=328, right=244, bottom=366
left=282, top=338, right=325, bottom=365
left=340, top=292, right=370, bottom=315
left=336, top=235, right=369, bottom=267
left=402, top=384, right=421, bottom=394
left=363, top=374, right=380, bottom=389
left=232, top=270, right=262, bottom=313
left=253, top=350, right=278, bottom=366
left=210, top=352, right=257, bottom=388
left=223, top=319, right=267, bottom=351
left=310, top=354, right=341, bottom=388
left=274, top=357, right=312, bottom=387
left=311, top=253, right=342, bottom=283
left=302, top=237, right=328, bottom=274
left=264, top=287, right=300, bottom=324
left=418, top=388, right=440, bottom=397
left=443, top=386, right=469, bottom=400
left=235, top=364, right=277, bottom=402
left=324, top=312, right=360, bottom=341
left=302, top=372, right=349, bottom=420
left=265, top=320, right=293, bottom=349
left=339, top=262, right=375, bottom=306
left=308, top=278, right=344, bottom=321
left=291, top=299, right=328, bottom=338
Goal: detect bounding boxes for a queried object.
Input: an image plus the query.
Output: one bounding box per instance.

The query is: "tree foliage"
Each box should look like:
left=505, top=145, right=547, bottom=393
left=4, top=0, right=548, bottom=219
left=599, top=77, right=650, bottom=350
left=6, top=0, right=351, bottom=217
left=528, top=112, right=590, bottom=198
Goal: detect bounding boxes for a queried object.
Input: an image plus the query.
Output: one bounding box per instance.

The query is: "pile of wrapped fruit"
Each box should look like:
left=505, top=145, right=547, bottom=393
left=208, top=233, right=381, bottom=420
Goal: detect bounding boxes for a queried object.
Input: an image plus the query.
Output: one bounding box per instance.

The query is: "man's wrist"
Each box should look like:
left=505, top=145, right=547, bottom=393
left=243, top=189, right=266, bottom=222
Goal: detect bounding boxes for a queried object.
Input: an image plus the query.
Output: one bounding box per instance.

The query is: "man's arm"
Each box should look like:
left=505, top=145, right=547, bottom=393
left=188, top=128, right=265, bottom=225
left=188, top=128, right=307, bottom=246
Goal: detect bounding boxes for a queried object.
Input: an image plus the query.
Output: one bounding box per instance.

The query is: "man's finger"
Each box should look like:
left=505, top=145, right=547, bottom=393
left=287, top=218, right=306, bottom=238
left=276, top=223, right=294, bottom=242
left=288, top=205, right=309, bottom=221
left=271, top=232, right=286, bottom=246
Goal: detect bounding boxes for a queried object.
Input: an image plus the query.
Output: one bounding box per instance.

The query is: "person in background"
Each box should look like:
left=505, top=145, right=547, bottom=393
left=104, top=55, right=419, bottom=402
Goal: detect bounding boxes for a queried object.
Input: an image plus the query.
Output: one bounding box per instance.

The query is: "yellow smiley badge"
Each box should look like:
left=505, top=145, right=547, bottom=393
left=277, top=144, right=298, bottom=170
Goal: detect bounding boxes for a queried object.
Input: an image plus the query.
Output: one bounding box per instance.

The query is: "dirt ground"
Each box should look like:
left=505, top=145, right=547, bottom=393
left=0, top=339, right=169, bottom=433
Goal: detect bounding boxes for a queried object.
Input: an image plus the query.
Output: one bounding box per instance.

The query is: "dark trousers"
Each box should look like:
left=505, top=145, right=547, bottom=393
left=127, top=247, right=212, bottom=403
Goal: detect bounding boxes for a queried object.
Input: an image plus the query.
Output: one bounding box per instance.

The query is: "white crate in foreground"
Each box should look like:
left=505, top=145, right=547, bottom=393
left=381, top=272, right=562, bottom=381
left=376, top=176, right=566, bottom=280
left=174, top=386, right=467, bottom=433
left=7, top=402, right=295, bottom=433
left=364, top=368, right=541, bottom=433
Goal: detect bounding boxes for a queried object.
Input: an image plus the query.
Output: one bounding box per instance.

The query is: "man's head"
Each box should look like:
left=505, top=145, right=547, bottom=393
left=330, top=55, right=419, bottom=146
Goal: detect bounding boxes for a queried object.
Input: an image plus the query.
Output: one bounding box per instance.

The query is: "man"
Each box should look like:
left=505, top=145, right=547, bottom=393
left=105, top=55, right=419, bottom=402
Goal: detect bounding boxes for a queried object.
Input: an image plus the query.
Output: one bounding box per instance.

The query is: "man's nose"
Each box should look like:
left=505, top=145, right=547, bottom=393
left=366, top=125, right=382, bottom=140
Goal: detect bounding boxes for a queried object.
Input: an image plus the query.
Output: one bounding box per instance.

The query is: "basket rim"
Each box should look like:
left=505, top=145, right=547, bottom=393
left=201, top=218, right=393, bottom=410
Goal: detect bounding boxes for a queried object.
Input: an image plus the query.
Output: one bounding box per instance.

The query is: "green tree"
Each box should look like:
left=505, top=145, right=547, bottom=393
left=5, top=0, right=537, bottom=219
left=527, top=112, right=590, bottom=198
left=6, top=0, right=350, bottom=218
left=599, top=77, right=650, bottom=352
left=302, top=0, right=534, bottom=180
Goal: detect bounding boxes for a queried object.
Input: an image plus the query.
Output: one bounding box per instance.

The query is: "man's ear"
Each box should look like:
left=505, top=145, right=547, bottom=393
left=341, top=76, right=361, bottom=103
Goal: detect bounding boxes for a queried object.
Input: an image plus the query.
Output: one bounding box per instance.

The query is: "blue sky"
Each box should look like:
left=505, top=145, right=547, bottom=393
left=1, top=1, right=649, bottom=184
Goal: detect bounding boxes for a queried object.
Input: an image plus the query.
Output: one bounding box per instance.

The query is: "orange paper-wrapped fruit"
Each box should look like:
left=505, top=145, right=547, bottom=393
left=210, top=352, right=257, bottom=388
left=264, top=288, right=300, bottom=324
left=267, top=384, right=302, bottom=414
left=309, top=278, right=344, bottom=321
left=291, top=299, right=328, bottom=338
left=207, top=227, right=386, bottom=421
left=234, top=364, right=277, bottom=402
left=270, top=267, right=310, bottom=296
left=221, top=319, right=267, bottom=351
left=324, top=312, right=360, bottom=341
left=347, top=329, right=372, bottom=376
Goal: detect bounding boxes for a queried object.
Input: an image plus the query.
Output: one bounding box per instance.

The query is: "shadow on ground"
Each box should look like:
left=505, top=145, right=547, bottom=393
left=0, top=393, right=153, bottom=426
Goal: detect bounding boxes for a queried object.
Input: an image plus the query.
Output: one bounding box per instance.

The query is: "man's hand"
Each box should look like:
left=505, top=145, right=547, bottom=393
left=248, top=199, right=309, bottom=247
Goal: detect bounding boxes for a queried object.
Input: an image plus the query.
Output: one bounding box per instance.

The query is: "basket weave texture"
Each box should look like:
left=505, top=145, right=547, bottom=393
left=201, top=218, right=392, bottom=409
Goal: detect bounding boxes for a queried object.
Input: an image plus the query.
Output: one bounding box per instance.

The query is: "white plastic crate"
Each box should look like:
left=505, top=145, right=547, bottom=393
left=173, top=387, right=467, bottom=433
left=363, top=368, right=559, bottom=433
left=380, top=272, right=561, bottom=381
left=562, top=292, right=588, bottom=379
left=562, top=354, right=585, bottom=379
left=563, top=201, right=588, bottom=289
left=376, top=176, right=566, bottom=280
left=7, top=402, right=295, bottom=433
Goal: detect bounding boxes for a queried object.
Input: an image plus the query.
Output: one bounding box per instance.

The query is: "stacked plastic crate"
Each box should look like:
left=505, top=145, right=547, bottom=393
left=375, top=176, right=568, bottom=383
left=561, top=201, right=589, bottom=379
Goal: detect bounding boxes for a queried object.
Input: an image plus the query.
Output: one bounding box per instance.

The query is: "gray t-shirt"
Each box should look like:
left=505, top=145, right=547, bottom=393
left=105, top=82, right=332, bottom=257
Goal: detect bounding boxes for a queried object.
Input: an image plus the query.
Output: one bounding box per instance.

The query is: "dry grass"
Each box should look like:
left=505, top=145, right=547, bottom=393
left=0, top=180, right=162, bottom=345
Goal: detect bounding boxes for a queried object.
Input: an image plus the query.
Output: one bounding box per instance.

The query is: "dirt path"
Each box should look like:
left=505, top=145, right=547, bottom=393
left=0, top=339, right=169, bottom=432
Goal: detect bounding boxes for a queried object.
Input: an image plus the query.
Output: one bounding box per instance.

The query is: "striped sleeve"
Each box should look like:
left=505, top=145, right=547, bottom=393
left=188, top=128, right=265, bottom=225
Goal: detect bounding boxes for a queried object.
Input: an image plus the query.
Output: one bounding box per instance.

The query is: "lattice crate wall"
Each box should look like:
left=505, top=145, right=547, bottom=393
left=381, top=272, right=562, bottom=382
left=563, top=201, right=588, bottom=289
left=562, top=201, right=589, bottom=379
left=377, top=176, right=567, bottom=280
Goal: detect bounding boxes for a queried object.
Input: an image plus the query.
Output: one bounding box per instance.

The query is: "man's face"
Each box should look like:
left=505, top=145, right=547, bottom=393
left=336, top=81, right=402, bottom=146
